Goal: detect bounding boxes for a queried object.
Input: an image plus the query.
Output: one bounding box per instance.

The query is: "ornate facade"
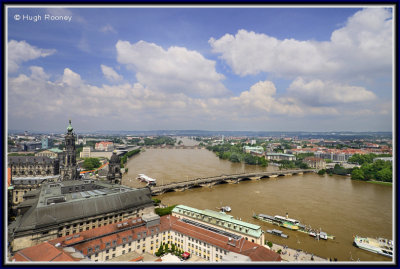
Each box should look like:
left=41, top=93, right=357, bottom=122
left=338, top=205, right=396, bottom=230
left=107, top=151, right=122, bottom=184
left=8, top=156, right=59, bottom=177
left=60, top=120, right=79, bottom=181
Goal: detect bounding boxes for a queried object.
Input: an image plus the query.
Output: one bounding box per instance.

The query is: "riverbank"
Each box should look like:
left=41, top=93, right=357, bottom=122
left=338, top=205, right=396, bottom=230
left=327, top=173, right=392, bottom=186
left=269, top=243, right=329, bottom=262
left=366, top=180, right=392, bottom=186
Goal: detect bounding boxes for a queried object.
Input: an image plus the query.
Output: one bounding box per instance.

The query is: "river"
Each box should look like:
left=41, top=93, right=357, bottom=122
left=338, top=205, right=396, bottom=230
left=121, top=137, right=393, bottom=262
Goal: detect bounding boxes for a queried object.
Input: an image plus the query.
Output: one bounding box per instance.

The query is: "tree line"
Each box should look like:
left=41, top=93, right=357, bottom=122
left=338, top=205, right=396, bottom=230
left=207, top=144, right=267, bottom=166
left=120, top=149, right=141, bottom=168
left=317, top=153, right=392, bottom=182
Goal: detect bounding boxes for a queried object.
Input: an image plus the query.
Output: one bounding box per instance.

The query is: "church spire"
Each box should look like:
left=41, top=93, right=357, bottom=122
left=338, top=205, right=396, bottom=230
left=67, top=119, right=74, bottom=133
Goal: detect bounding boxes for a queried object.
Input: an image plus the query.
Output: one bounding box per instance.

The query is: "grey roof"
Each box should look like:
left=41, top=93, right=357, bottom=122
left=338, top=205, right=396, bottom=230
left=10, top=181, right=153, bottom=235
left=8, top=156, right=57, bottom=165
left=12, top=175, right=60, bottom=185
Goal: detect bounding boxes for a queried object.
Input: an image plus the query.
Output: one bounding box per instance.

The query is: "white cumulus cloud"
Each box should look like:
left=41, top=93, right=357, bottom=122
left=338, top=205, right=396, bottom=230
left=101, top=64, right=123, bottom=82
left=209, top=8, right=392, bottom=81
left=116, top=40, right=229, bottom=97
left=8, top=67, right=389, bottom=131
left=8, top=40, right=56, bottom=73
left=288, top=77, right=376, bottom=106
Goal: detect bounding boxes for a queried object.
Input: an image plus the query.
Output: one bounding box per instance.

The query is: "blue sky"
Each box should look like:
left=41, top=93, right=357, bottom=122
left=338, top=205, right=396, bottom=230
left=7, top=6, right=393, bottom=132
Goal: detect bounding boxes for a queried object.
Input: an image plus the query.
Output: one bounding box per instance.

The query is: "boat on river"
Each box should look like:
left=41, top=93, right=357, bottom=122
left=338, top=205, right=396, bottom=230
left=221, top=206, right=231, bottom=212
left=254, top=213, right=303, bottom=230
left=217, top=206, right=231, bottom=212
left=267, top=229, right=289, bottom=238
left=253, top=213, right=335, bottom=240
left=353, top=235, right=393, bottom=258
left=137, top=174, right=156, bottom=186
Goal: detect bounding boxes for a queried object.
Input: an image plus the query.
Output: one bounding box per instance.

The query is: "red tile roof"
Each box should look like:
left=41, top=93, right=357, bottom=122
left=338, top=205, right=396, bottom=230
left=19, top=214, right=280, bottom=262
left=13, top=242, right=78, bottom=262
left=168, top=215, right=281, bottom=262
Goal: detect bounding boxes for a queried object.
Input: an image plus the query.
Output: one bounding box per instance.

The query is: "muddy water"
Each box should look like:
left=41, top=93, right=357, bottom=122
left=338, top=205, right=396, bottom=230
left=122, top=138, right=393, bottom=262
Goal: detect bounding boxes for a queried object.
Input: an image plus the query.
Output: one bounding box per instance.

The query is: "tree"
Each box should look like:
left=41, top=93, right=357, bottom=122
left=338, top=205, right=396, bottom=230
left=296, top=153, right=314, bottom=160
left=376, top=168, right=392, bottom=182
left=333, top=164, right=349, bottom=176
left=317, top=169, right=326, bottom=175
left=155, top=245, right=164, bottom=257
left=82, top=158, right=101, bottom=170
left=351, top=168, right=365, bottom=180
left=229, top=153, right=240, bottom=163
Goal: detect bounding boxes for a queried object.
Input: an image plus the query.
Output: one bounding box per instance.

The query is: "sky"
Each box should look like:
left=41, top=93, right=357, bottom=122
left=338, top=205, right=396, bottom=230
left=7, top=5, right=393, bottom=133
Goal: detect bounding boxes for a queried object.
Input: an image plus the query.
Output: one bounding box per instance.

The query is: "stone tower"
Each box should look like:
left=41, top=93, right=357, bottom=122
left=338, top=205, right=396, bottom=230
left=60, top=120, right=78, bottom=181
left=107, top=150, right=122, bottom=184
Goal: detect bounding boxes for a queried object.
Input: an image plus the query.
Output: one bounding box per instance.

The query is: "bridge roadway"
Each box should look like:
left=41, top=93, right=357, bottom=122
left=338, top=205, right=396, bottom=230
left=144, top=145, right=206, bottom=149
left=149, top=169, right=315, bottom=196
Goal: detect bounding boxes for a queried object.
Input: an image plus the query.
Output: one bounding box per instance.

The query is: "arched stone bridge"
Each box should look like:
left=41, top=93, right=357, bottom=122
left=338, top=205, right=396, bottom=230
left=149, top=169, right=315, bottom=196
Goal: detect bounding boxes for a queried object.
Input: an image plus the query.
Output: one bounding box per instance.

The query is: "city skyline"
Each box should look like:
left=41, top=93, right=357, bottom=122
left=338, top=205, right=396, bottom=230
left=7, top=5, right=393, bottom=133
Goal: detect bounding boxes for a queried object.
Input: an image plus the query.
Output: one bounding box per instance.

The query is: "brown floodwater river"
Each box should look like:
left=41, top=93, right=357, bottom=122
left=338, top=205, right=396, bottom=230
left=121, top=138, right=393, bottom=262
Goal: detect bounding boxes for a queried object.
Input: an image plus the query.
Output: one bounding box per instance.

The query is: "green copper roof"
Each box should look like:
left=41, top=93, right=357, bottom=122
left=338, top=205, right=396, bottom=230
left=49, top=148, right=63, bottom=153
left=67, top=120, right=73, bottom=132
left=173, top=205, right=262, bottom=238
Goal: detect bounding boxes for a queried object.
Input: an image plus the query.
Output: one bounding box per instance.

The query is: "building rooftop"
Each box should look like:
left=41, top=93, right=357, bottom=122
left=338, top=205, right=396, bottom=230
left=48, top=148, right=63, bottom=153
left=265, top=153, right=295, bottom=157
left=9, top=181, right=153, bottom=235
left=13, top=215, right=280, bottom=263
left=13, top=242, right=83, bottom=262
left=8, top=156, right=57, bottom=164
left=173, top=205, right=262, bottom=238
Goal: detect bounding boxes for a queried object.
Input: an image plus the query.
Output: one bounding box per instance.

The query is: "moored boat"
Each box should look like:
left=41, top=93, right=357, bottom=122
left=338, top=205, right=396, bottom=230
left=267, top=229, right=289, bottom=238
left=220, top=206, right=231, bottom=212
left=353, top=235, right=393, bottom=258
left=253, top=212, right=335, bottom=240
left=137, top=174, right=157, bottom=185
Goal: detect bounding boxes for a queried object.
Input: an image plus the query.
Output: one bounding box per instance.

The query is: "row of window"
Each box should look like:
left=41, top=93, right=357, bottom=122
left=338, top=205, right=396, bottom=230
left=177, top=210, right=251, bottom=234
left=12, top=170, right=53, bottom=175
left=85, top=228, right=231, bottom=262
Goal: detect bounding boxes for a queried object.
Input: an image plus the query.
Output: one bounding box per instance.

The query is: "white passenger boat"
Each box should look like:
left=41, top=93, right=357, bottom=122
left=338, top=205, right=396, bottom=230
left=220, top=206, right=231, bottom=212
left=137, top=174, right=156, bottom=185
left=353, top=235, right=393, bottom=258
